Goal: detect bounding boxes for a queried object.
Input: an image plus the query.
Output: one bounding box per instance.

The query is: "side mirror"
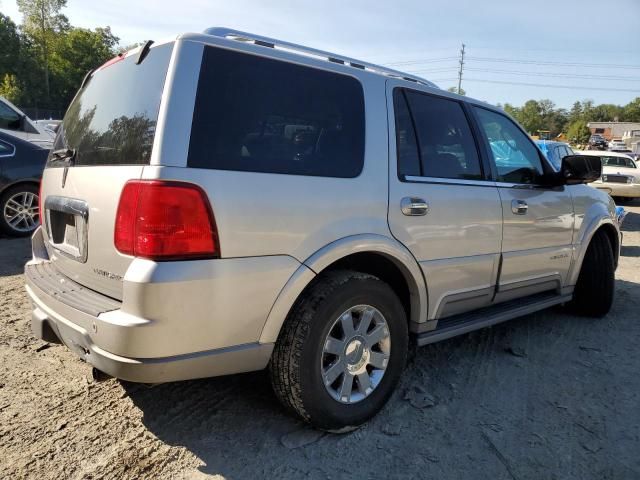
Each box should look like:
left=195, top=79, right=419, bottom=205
left=560, top=155, right=602, bottom=185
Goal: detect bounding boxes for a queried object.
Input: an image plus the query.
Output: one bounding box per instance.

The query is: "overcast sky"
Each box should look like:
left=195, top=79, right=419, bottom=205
left=2, top=0, right=639, bottom=109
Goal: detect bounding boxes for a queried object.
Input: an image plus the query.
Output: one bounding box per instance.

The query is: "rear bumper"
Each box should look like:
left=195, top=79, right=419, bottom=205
left=24, top=227, right=302, bottom=382
left=27, top=280, right=274, bottom=383
left=29, top=300, right=273, bottom=382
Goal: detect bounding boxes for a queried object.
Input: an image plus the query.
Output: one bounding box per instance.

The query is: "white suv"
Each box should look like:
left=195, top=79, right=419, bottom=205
left=26, top=28, right=619, bottom=431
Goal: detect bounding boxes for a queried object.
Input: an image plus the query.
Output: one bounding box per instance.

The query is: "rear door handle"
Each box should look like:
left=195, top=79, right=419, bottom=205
left=401, top=197, right=429, bottom=216
left=511, top=199, right=528, bottom=215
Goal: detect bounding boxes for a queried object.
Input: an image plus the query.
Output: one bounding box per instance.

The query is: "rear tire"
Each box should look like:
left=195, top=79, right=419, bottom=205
left=568, top=230, right=615, bottom=317
left=0, top=184, right=40, bottom=237
left=269, top=270, right=408, bottom=432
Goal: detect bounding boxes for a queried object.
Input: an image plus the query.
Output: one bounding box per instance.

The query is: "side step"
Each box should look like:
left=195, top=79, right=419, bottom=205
left=417, top=291, right=573, bottom=346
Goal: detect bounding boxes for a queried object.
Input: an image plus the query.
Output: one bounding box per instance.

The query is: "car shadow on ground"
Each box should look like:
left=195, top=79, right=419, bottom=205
left=0, top=236, right=31, bottom=277
left=124, top=278, right=640, bottom=479
left=621, top=211, right=640, bottom=233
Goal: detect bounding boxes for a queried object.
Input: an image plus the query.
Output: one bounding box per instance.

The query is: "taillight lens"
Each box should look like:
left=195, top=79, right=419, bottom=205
left=114, top=180, right=219, bottom=260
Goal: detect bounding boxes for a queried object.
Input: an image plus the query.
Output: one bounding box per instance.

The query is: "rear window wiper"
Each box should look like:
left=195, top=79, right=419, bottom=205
left=51, top=148, right=76, bottom=163
left=136, top=40, right=154, bottom=65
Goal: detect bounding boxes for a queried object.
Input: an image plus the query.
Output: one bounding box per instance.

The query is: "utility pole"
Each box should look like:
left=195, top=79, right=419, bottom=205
left=457, top=43, right=466, bottom=95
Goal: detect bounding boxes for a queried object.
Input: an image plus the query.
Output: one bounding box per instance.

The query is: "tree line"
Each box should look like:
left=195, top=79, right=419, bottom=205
left=500, top=98, right=640, bottom=143
left=2, top=0, right=640, bottom=137
left=0, top=0, right=119, bottom=116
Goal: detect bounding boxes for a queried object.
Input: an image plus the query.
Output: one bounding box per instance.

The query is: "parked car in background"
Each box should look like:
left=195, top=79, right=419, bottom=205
left=535, top=140, right=574, bottom=170
left=578, top=150, right=640, bottom=200
left=0, top=97, right=55, bottom=148
left=588, top=134, right=607, bottom=150
left=26, top=28, right=618, bottom=432
left=608, top=139, right=628, bottom=151
left=34, top=119, right=62, bottom=135
left=0, top=131, right=48, bottom=236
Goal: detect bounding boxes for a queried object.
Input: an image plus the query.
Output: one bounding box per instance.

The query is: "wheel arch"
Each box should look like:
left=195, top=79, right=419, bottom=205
left=0, top=178, right=40, bottom=197
left=569, top=217, right=620, bottom=286
left=259, top=234, right=428, bottom=344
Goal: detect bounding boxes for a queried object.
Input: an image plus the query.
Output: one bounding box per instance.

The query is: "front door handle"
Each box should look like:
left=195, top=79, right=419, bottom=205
left=401, top=197, right=429, bottom=216
left=511, top=199, right=528, bottom=215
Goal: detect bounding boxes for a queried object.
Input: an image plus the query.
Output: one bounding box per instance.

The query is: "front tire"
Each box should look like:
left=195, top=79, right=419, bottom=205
left=269, top=270, right=408, bottom=432
left=569, top=230, right=615, bottom=317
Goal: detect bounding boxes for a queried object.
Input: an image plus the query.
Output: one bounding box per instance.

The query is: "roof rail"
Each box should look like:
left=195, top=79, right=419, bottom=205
left=203, top=27, right=438, bottom=88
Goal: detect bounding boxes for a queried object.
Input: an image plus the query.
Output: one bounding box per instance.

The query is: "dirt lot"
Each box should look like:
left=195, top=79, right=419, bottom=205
left=1, top=204, right=639, bottom=480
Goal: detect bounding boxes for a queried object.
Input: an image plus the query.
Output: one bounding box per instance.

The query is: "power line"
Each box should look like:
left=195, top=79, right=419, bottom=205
left=385, top=57, right=458, bottom=66
left=463, top=77, right=640, bottom=92
left=407, top=67, right=459, bottom=74
left=384, top=55, right=640, bottom=70
left=463, top=67, right=639, bottom=81
left=466, top=56, right=640, bottom=69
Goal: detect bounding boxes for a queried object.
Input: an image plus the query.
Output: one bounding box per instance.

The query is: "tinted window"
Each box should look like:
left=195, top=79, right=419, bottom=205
left=0, top=102, right=21, bottom=131
left=393, top=90, right=420, bottom=177
left=398, top=90, right=481, bottom=180
left=188, top=47, right=365, bottom=178
left=474, top=107, right=544, bottom=184
left=49, top=43, right=173, bottom=167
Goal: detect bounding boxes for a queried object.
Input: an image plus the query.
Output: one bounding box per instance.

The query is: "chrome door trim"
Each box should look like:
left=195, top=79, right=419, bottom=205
left=403, top=175, right=497, bottom=187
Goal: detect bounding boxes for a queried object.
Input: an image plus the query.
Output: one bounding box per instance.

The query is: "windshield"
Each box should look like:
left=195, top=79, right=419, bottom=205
left=48, top=43, right=173, bottom=167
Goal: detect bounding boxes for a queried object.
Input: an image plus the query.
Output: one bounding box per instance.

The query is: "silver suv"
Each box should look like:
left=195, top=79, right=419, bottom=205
left=26, top=28, right=619, bottom=432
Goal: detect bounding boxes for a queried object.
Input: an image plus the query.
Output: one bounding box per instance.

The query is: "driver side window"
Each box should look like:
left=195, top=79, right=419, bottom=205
left=0, top=102, right=22, bottom=131
left=474, top=107, right=544, bottom=184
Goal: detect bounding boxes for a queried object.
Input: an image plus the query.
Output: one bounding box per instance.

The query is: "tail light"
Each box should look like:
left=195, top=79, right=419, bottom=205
left=114, top=180, right=219, bottom=260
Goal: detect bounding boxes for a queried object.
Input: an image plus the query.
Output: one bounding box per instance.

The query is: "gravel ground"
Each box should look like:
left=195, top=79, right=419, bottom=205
left=1, top=203, right=639, bottom=480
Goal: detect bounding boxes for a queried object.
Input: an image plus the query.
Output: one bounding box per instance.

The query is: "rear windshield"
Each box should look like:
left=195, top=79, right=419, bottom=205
left=187, top=46, right=365, bottom=178
left=48, top=43, right=173, bottom=167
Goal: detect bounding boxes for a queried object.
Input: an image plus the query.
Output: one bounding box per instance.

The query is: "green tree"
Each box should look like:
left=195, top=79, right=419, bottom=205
left=0, top=74, right=24, bottom=104
left=623, top=98, right=640, bottom=122
left=16, top=0, right=69, bottom=103
left=0, top=14, right=22, bottom=77
left=446, top=86, right=466, bottom=95
left=566, top=120, right=591, bottom=144
left=50, top=26, right=118, bottom=108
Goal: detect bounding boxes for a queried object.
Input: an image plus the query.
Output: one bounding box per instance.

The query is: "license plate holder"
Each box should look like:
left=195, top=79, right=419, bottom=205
left=45, top=196, right=89, bottom=263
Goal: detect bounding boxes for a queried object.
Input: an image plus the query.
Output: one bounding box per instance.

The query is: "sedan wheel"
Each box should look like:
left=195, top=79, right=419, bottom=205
left=0, top=185, right=40, bottom=236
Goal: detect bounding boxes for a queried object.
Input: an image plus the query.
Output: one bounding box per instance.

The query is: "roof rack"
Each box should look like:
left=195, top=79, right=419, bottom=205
left=203, top=27, right=438, bottom=88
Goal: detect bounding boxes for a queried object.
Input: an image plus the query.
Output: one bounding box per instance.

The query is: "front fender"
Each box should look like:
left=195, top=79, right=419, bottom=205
left=259, top=234, right=428, bottom=344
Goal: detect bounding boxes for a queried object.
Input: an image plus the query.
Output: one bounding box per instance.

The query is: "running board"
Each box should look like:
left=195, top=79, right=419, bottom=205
left=417, top=292, right=573, bottom=346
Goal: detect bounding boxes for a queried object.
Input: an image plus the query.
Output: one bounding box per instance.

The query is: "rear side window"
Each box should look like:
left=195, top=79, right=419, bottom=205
left=393, top=90, right=420, bottom=177
left=0, top=140, right=14, bottom=156
left=188, top=47, right=365, bottom=178
left=0, top=102, right=21, bottom=131
left=395, top=88, right=482, bottom=181
left=49, top=43, right=174, bottom=167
